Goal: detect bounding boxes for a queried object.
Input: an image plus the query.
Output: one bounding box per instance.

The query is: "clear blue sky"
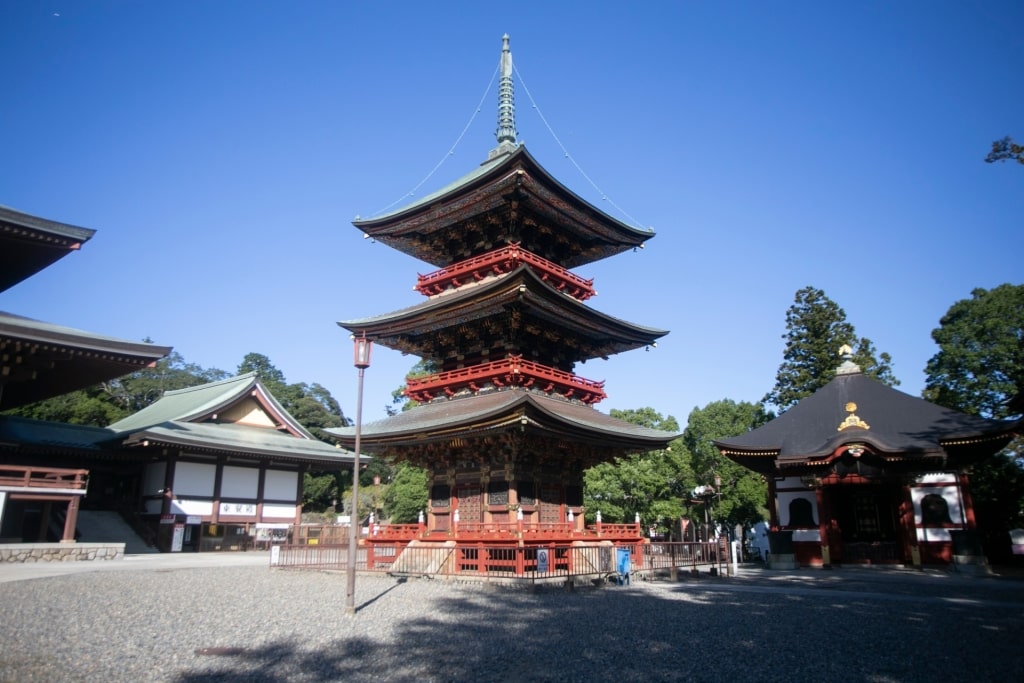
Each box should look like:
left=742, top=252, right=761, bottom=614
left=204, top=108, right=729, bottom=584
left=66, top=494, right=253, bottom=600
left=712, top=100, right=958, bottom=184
left=2, top=2, right=1021, bottom=425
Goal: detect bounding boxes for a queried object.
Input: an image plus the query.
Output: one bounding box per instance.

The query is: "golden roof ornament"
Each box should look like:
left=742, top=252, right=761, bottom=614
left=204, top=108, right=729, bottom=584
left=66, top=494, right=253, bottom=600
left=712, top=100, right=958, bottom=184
left=838, top=401, right=870, bottom=431
left=836, top=343, right=861, bottom=375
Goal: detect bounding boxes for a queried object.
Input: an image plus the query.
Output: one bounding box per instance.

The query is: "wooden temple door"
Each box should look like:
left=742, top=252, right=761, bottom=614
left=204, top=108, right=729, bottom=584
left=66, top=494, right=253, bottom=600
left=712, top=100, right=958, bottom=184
left=456, top=486, right=483, bottom=524
left=835, top=485, right=901, bottom=563
left=539, top=485, right=561, bottom=527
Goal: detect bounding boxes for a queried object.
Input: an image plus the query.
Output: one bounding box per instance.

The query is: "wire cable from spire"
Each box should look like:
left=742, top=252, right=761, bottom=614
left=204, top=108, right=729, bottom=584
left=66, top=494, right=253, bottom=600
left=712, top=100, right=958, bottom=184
left=368, top=63, right=501, bottom=218
left=513, top=62, right=646, bottom=229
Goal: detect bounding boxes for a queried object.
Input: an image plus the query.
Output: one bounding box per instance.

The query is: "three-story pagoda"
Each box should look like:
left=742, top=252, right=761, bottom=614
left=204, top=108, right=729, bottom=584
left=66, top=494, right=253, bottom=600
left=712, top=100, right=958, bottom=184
left=329, top=36, right=676, bottom=549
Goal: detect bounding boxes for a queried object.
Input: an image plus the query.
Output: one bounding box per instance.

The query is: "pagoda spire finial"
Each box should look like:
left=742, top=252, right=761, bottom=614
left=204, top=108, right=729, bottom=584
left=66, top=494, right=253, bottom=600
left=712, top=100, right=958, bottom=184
left=489, top=33, right=518, bottom=160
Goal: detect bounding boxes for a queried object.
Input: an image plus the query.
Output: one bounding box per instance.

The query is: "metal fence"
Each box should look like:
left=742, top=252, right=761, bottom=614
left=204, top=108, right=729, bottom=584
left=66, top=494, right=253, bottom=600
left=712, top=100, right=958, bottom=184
left=270, top=540, right=724, bottom=584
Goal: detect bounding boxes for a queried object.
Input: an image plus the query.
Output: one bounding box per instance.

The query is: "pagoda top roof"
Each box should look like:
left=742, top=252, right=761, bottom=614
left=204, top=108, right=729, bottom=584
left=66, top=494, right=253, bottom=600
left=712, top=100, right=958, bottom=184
left=0, top=205, right=95, bottom=293
left=337, top=264, right=668, bottom=362
left=325, top=388, right=678, bottom=452
left=714, top=363, right=1018, bottom=471
left=353, top=145, right=655, bottom=269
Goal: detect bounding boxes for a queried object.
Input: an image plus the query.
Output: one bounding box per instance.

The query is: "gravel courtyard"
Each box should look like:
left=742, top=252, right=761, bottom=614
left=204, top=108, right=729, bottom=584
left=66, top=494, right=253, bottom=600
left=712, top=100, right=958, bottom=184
left=1, top=559, right=1022, bottom=683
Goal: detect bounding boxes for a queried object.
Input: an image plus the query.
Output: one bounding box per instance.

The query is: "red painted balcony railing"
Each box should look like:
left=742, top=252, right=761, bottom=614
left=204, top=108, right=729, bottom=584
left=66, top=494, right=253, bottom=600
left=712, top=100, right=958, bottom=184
left=405, top=355, right=606, bottom=404
left=415, top=243, right=596, bottom=300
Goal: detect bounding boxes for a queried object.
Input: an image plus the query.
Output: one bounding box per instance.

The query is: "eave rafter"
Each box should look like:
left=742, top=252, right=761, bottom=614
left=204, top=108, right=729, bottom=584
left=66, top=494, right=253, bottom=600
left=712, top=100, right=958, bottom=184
left=343, top=267, right=664, bottom=365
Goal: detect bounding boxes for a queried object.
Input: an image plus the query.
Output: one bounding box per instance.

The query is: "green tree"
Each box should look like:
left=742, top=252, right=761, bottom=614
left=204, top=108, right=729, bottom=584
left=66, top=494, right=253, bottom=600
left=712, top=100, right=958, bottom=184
left=985, top=136, right=1024, bottom=165
left=763, top=286, right=898, bottom=411
left=922, top=284, right=1024, bottom=539
left=382, top=462, right=429, bottom=523
left=923, top=284, right=1024, bottom=420
left=583, top=409, right=689, bottom=535
left=682, top=400, right=772, bottom=529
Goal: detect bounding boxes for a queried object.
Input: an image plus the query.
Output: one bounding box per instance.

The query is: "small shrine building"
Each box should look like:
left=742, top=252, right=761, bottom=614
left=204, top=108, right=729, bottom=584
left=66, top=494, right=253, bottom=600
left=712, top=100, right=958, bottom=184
left=327, top=36, right=678, bottom=558
left=714, top=351, right=1019, bottom=569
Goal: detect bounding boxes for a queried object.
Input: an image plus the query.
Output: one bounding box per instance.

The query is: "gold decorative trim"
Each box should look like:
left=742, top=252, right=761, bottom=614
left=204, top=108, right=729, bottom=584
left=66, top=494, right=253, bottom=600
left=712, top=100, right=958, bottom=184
left=837, top=402, right=870, bottom=431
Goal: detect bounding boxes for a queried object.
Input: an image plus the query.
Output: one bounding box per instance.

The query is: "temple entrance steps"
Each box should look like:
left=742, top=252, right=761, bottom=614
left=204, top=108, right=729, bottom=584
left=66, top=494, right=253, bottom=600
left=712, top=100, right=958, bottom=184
left=388, top=540, right=456, bottom=577
left=76, top=510, right=158, bottom=554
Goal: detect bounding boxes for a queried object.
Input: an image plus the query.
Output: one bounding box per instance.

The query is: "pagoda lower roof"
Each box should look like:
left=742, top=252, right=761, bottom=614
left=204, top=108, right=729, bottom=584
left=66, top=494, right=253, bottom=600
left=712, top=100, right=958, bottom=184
left=324, top=387, right=678, bottom=453
left=715, top=369, right=1019, bottom=473
left=338, top=265, right=667, bottom=363
left=352, top=146, right=655, bottom=269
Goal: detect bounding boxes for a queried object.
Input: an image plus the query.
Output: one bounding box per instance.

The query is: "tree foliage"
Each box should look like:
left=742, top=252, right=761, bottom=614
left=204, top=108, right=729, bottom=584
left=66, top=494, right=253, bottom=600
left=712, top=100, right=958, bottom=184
left=583, top=408, right=689, bottom=534
left=763, top=286, right=898, bottom=411
left=985, top=136, right=1024, bottom=165
left=382, top=462, right=429, bottom=523
left=922, top=284, right=1024, bottom=537
left=683, top=400, right=772, bottom=528
left=923, top=284, right=1024, bottom=420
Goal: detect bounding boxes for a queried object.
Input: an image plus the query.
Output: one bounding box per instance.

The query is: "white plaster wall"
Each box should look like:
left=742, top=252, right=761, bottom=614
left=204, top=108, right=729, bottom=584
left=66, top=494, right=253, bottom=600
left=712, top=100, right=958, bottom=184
left=221, top=466, right=259, bottom=499
left=264, top=470, right=298, bottom=502
left=262, top=504, right=298, bottom=519
left=172, top=499, right=214, bottom=516
left=914, top=472, right=958, bottom=484
left=917, top=528, right=953, bottom=542
left=174, top=462, right=216, bottom=497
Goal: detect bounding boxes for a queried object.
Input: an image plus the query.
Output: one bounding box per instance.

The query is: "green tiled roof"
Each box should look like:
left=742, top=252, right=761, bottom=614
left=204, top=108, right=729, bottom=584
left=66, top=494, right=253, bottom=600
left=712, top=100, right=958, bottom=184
left=108, top=372, right=311, bottom=439
left=120, top=422, right=355, bottom=466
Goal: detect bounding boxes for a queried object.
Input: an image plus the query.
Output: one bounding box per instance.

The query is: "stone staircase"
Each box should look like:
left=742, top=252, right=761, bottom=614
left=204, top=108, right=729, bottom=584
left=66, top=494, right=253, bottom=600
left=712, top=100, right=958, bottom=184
left=76, top=510, right=158, bottom=554
left=388, top=540, right=455, bottom=577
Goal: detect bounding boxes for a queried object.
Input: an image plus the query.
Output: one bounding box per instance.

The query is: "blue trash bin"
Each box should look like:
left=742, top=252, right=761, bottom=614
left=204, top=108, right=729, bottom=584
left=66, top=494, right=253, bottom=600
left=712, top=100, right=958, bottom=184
left=616, top=547, right=631, bottom=585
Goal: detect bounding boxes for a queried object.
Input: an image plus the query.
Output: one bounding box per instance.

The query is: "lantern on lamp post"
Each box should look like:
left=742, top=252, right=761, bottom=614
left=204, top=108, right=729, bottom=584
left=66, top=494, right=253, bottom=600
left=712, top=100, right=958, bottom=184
left=345, top=333, right=372, bottom=616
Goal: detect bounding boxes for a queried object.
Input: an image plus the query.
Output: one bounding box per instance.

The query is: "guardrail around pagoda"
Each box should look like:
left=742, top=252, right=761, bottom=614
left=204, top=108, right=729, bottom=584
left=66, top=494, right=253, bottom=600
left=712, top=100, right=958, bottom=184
left=271, top=539, right=725, bottom=583
left=414, top=243, right=596, bottom=300
left=404, top=354, right=607, bottom=404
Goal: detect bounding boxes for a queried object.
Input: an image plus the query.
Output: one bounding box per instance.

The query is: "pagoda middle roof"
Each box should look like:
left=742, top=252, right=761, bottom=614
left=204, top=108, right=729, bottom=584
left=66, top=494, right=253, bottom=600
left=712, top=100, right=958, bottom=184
left=325, top=388, right=678, bottom=452
left=337, top=265, right=668, bottom=362
left=715, top=368, right=1018, bottom=465
left=353, top=146, right=655, bottom=269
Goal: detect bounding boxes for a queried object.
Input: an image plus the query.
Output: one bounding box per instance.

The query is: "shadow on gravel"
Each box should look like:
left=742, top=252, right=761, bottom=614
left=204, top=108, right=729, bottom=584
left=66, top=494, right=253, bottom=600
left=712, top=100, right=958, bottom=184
left=172, top=573, right=1024, bottom=683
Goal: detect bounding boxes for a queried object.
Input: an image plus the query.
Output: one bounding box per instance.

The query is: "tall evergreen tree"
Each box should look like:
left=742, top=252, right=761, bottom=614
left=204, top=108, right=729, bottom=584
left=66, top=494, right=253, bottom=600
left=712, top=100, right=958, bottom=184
left=763, top=286, right=898, bottom=412
left=923, top=284, right=1024, bottom=420
left=922, top=284, right=1024, bottom=539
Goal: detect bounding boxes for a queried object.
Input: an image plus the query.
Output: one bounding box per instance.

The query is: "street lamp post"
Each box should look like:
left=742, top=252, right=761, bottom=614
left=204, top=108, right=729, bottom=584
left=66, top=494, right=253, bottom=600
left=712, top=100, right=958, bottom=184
left=345, top=333, right=372, bottom=616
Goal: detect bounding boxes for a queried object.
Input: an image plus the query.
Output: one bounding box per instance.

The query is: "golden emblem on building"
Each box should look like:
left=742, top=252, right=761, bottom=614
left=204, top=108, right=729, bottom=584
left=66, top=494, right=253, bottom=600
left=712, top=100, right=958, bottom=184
left=838, top=401, right=870, bottom=431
